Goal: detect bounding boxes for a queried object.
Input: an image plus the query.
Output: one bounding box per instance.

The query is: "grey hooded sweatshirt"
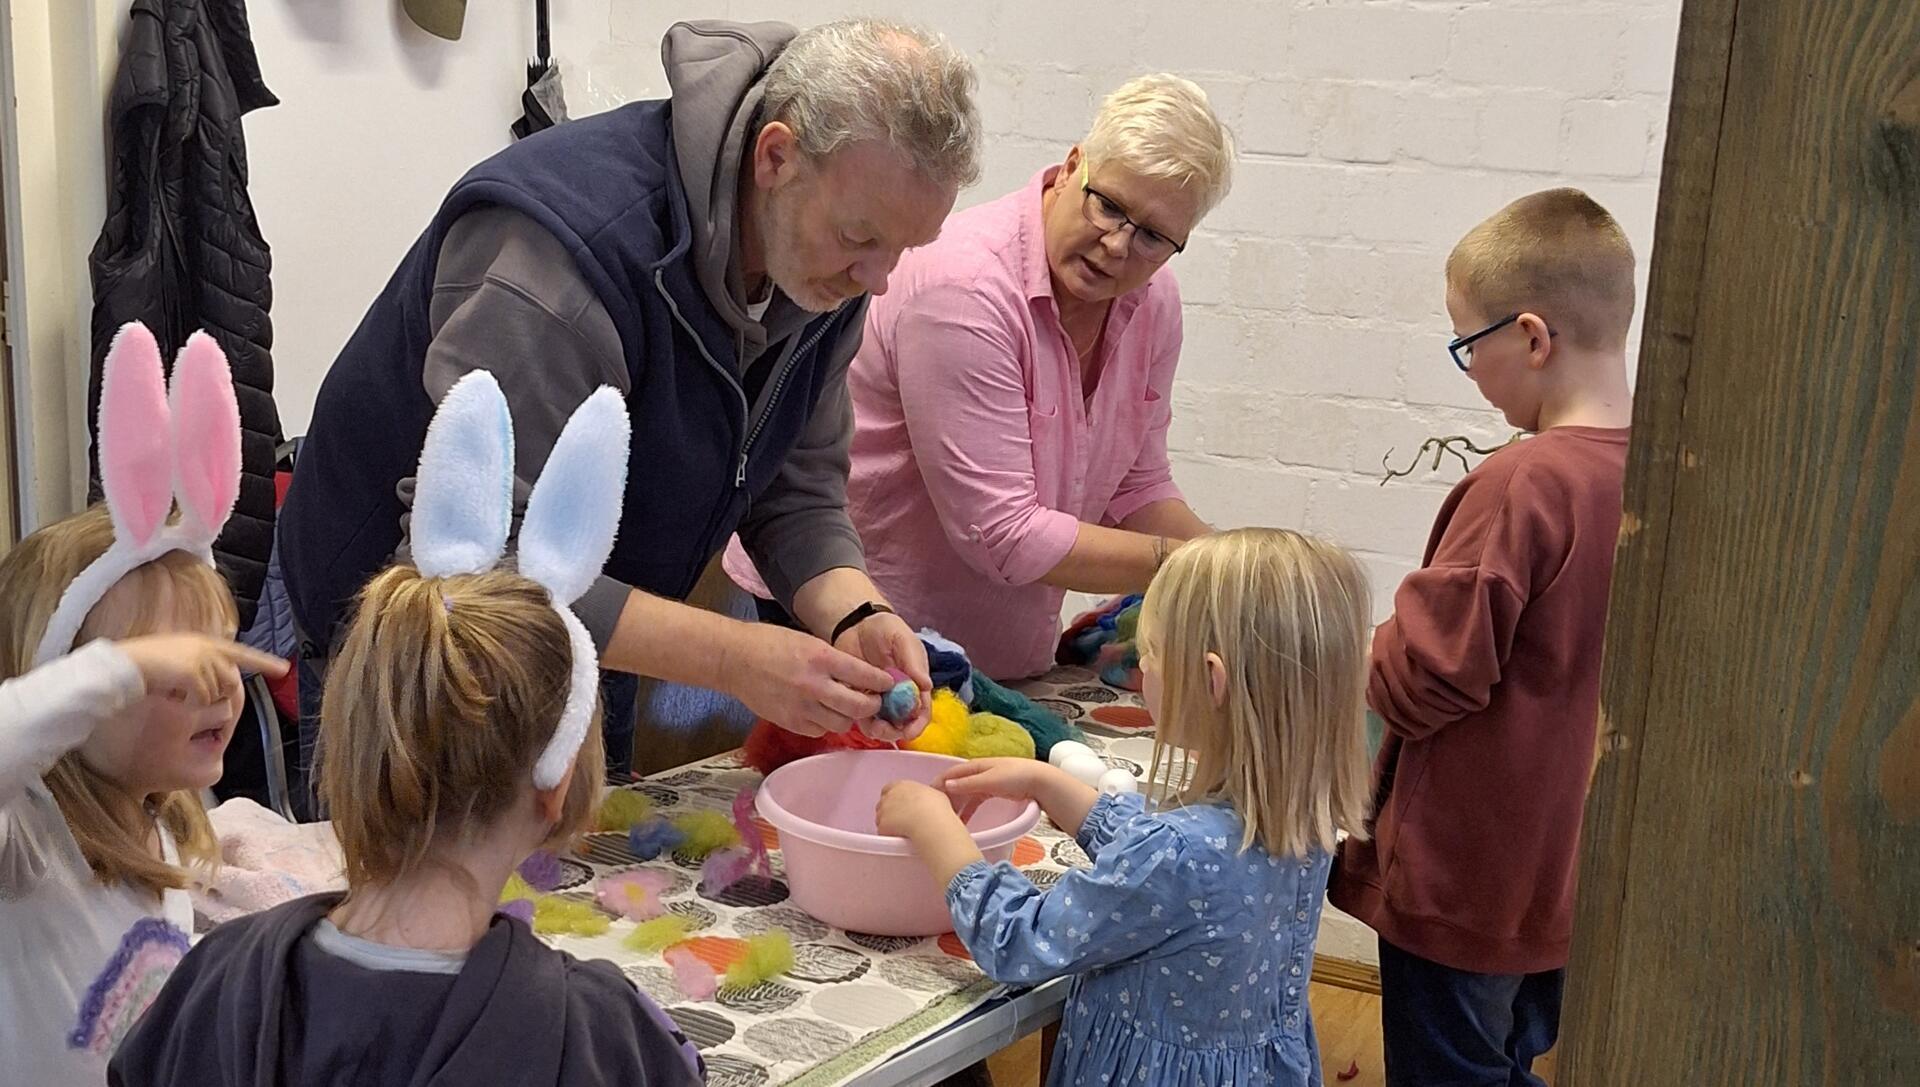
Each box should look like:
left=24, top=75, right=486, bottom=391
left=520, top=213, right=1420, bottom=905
left=398, top=20, right=870, bottom=646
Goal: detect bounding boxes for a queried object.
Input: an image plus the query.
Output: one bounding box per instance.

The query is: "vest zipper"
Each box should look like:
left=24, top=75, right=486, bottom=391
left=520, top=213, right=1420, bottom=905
left=654, top=269, right=750, bottom=482
left=735, top=303, right=847, bottom=486
left=652, top=270, right=847, bottom=490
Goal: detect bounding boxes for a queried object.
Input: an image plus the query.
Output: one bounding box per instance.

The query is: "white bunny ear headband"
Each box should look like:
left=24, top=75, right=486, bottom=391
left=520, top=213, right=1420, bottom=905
left=35, top=323, right=241, bottom=668
left=412, top=371, right=631, bottom=790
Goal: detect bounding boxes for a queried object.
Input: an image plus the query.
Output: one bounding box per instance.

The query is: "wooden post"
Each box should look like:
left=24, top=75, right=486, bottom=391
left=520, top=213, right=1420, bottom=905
left=1564, top=0, right=1920, bottom=1081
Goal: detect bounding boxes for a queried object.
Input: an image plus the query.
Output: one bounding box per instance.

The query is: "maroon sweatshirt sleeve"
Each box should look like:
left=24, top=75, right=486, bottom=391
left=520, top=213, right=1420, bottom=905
left=1368, top=454, right=1563, bottom=741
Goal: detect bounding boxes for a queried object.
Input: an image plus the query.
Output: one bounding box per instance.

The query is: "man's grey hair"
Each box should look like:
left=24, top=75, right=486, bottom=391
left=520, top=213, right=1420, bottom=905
left=761, top=18, right=982, bottom=190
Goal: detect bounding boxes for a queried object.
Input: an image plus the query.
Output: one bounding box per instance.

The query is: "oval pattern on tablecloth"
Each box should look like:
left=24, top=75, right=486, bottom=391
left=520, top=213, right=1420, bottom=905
left=1050, top=838, right=1091, bottom=868
left=549, top=858, right=594, bottom=892
left=1033, top=697, right=1085, bottom=721
left=846, top=932, right=925, bottom=955
left=700, top=874, right=790, bottom=909
left=664, top=900, right=719, bottom=931
left=575, top=832, right=640, bottom=867
left=665, top=1005, right=735, bottom=1048
left=702, top=1054, right=770, bottom=1087
left=742, top=1017, right=854, bottom=1062
left=877, top=955, right=982, bottom=992
left=1022, top=867, right=1064, bottom=890
left=1089, top=705, right=1155, bottom=731
left=807, top=984, right=918, bottom=1034
left=1060, top=684, right=1120, bottom=704
left=718, top=980, right=804, bottom=1015
left=621, top=964, right=680, bottom=1005
left=787, top=942, right=870, bottom=985
left=735, top=905, right=828, bottom=943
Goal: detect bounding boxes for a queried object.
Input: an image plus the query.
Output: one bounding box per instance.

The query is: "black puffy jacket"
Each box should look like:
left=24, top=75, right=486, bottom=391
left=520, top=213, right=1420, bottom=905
left=89, top=0, right=280, bottom=627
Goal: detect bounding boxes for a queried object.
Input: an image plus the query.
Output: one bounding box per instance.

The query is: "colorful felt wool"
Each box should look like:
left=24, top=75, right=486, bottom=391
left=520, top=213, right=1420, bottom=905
left=627, top=819, right=686, bottom=861
left=670, top=811, right=742, bottom=859
left=722, top=931, right=795, bottom=990
left=665, top=946, right=717, bottom=1001
left=596, top=870, right=674, bottom=921
left=1056, top=594, right=1144, bottom=691
left=624, top=914, right=696, bottom=953
left=595, top=789, right=655, bottom=832
left=968, top=672, right=1085, bottom=761
left=516, top=850, right=563, bottom=892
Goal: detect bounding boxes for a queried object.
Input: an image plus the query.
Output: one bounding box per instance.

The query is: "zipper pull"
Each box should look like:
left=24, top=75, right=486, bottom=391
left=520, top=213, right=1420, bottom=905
left=736, top=452, right=748, bottom=488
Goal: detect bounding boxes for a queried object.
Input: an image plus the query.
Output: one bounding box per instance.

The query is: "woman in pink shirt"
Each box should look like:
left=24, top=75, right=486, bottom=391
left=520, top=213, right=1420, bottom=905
left=728, top=75, right=1233, bottom=680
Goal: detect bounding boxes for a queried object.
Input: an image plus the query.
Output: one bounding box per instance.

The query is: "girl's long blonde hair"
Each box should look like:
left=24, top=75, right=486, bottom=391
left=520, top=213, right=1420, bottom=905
left=319, top=566, right=603, bottom=889
left=1140, top=528, right=1373, bottom=859
left=0, top=506, right=229, bottom=897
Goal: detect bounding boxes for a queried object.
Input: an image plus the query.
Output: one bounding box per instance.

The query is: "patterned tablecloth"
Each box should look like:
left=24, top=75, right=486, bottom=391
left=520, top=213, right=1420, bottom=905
left=536, top=666, right=1158, bottom=1087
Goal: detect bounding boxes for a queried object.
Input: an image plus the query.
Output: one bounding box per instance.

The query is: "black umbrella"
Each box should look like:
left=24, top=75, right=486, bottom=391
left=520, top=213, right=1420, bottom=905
left=511, top=0, right=568, bottom=139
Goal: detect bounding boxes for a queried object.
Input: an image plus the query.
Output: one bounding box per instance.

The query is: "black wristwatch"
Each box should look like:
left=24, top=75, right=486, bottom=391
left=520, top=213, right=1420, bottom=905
left=831, top=601, right=895, bottom=645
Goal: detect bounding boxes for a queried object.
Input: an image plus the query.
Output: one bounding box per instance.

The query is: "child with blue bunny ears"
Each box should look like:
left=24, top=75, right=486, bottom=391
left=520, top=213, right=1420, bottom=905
left=112, top=373, right=704, bottom=1087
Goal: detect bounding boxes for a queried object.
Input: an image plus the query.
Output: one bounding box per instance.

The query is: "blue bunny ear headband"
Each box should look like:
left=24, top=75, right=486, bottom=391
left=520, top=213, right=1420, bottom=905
left=411, top=371, right=631, bottom=789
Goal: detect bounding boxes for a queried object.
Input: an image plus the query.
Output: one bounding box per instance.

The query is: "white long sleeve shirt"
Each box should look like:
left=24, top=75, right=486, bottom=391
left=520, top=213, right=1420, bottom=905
left=0, top=642, right=194, bottom=1086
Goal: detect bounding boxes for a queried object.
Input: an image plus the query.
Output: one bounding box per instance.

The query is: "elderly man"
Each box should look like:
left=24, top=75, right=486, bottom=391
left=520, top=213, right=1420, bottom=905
left=728, top=75, right=1231, bottom=680
left=280, top=18, right=979, bottom=787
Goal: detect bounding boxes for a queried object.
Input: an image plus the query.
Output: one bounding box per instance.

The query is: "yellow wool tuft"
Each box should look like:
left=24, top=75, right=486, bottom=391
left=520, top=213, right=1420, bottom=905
left=532, top=895, right=611, bottom=937
left=499, top=873, right=537, bottom=903
left=903, top=688, right=973, bottom=756
left=625, top=914, right=696, bottom=953
left=963, top=712, right=1037, bottom=760
left=722, top=931, right=795, bottom=989
left=904, top=691, right=1037, bottom=760
left=671, top=810, right=743, bottom=858
left=595, top=789, right=655, bottom=832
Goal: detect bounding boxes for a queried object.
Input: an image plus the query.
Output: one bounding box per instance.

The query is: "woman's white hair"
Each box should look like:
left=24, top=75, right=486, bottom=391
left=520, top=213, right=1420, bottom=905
left=761, top=18, right=982, bottom=190
left=1082, top=74, right=1236, bottom=217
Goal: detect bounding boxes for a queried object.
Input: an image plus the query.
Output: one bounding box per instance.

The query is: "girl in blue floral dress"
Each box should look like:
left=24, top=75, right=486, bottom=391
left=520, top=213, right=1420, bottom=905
left=878, top=528, right=1375, bottom=1086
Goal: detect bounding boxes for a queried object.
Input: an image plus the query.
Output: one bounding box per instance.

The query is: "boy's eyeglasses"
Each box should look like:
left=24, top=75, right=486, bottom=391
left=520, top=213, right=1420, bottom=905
left=1446, top=314, right=1554, bottom=372
left=1081, top=162, right=1186, bottom=262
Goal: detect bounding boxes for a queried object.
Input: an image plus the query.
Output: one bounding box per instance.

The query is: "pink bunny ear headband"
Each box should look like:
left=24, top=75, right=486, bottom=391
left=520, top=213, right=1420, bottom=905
left=411, top=371, right=631, bottom=790
left=34, top=323, right=241, bottom=668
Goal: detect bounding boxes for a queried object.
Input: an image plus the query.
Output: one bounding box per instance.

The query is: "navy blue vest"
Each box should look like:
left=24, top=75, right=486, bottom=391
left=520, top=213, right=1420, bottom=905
left=279, top=101, right=860, bottom=649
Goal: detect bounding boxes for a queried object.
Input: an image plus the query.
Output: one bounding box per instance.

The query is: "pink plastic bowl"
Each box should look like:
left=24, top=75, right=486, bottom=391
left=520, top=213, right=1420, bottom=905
left=757, top=749, right=1041, bottom=936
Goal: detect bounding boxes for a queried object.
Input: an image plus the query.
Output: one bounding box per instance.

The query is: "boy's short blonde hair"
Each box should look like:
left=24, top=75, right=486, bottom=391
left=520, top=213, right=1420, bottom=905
left=1138, top=528, right=1372, bottom=860
left=1446, top=187, right=1636, bottom=350
left=1082, top=74, right=1235, bottom=217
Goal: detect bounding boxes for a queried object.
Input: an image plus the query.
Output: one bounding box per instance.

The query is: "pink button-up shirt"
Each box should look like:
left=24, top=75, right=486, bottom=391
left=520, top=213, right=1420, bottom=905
left=725, top=168, right=1185, bottom=679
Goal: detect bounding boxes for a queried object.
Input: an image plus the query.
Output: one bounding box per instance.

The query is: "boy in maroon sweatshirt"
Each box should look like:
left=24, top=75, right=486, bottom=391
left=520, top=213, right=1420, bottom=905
left=1329, top=188, right=1635, bottom=1086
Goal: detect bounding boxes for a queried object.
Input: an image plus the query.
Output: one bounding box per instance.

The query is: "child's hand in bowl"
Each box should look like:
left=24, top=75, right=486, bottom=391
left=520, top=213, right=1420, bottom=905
left=936, top=758, right=1049, bottom=804
left=875, top=780, right=963, bottom=840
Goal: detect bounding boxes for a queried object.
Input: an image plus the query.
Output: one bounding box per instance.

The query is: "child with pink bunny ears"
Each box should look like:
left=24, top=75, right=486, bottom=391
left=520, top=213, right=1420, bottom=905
left=0, top=322, right=287, bottom=1085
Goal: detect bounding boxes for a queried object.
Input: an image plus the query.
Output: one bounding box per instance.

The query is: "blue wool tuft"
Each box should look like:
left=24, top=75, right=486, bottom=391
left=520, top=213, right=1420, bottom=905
left=628, top=819, right=687, bottom=861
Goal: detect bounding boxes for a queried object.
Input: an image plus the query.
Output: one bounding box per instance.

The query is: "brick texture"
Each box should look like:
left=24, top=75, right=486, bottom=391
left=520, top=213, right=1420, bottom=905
left=597, top=0, right=1677, bottom=629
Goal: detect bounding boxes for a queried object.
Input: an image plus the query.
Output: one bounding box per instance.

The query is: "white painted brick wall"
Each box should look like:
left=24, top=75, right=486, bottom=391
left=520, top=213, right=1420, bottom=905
left=582, top=0, right=1680, bottom=630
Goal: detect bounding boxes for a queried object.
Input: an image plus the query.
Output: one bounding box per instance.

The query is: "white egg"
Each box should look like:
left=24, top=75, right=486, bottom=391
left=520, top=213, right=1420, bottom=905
left=1097, top=768, right=1138, bottom=796
left=1047, top=740, right=1094, bottom=769
left=1060, top=752, right=1108, bottom=787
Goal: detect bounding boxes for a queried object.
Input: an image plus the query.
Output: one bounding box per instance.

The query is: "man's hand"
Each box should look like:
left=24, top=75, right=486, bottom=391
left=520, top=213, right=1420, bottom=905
left=723, top=623, right=891, bottom=737
left=835, top=609, right=932, bottom=741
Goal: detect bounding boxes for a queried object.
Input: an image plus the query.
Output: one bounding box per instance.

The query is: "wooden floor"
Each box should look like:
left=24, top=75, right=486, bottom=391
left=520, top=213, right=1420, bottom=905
left=983, top=982, right=1558, bottom=1087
